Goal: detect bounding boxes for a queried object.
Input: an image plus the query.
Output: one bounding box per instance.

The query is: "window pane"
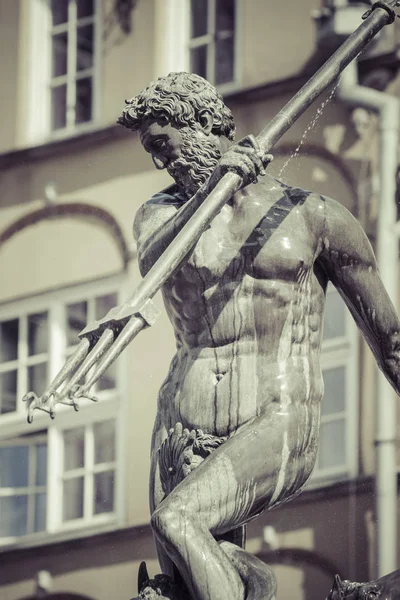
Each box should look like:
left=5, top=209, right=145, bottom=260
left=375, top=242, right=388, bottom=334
left=94, top=471, right=114, bottom=514
left=323, top=289, right=346, bottom=340
left=51, top=84, right=67, bottom=130
left=75, top=77, right=93, bottom=124
left=77, top=0, right=94, bottom=19
left=94, top=420, right=115, bottom=464
left=216, top=0, right=235, bottom=31
left=322, top=366, right=346, bottom=416
left=318, top=419, right=346, bottom=469
left=215, top=36, right=234, bottom=85
left=51, top=0, right=68, bottom=26
left=66, top=301, right=87, bottom=346
left=28, top=363, right=48, bottom=398
left=191, top=46, right=207, bottom=80
left=95, top=293, right=117, bottom=320
left=34, top=492, right=47, bottom=532
left=0, top=496, right=28, bottom=537
left=36, top=443, right=47, bottom=486
left=0, top=319, right=18, bottom=362
left=0, top=370, right=17, bottom=414
left=52, top=32, right=68, bottom=78
left=77, top=24, right=94, bottom=71
left=190, top=0, right=208, bottom=38
left=28, top=312, right=48, bottom=355
left=64, top=427, right=85, bottom=471
left=0, top=446, right=29, bottom=487
left=63, top=477, right=84, bottom=520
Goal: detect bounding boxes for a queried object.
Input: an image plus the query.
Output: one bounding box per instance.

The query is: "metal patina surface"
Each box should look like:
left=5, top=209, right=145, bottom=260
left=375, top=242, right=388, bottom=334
left=120, top=70, right=400, bottom=600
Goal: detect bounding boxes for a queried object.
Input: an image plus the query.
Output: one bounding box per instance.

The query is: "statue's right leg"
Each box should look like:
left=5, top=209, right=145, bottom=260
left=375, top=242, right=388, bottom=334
left=150, top=405, right=316, bottom=600
left=150, top=428, right=176, bottom=580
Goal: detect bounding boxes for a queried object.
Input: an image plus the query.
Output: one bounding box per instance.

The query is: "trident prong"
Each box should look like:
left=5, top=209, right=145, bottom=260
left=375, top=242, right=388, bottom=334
left=71, top=384, right=99, bottom=404
left=23, top=339, right=91, bottom=423
left=58, top=328, right=115, bottom=400
left=22, top=391, right=60, bottom=423
left=72, top=315, right=146, bottom=400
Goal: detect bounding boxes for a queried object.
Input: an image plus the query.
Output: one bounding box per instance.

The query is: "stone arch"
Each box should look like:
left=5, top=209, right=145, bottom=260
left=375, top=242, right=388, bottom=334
left=257, top=547, right=341, bottom=600
left=0, top=202, right=131, bottom=302
left=257, top=547, right=340, bottom=579
left=0, top=202, right=130, bottom=268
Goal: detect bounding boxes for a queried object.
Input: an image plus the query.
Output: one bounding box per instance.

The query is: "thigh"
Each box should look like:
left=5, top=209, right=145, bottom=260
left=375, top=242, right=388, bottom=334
left=161, top=403, right=317, bottom=535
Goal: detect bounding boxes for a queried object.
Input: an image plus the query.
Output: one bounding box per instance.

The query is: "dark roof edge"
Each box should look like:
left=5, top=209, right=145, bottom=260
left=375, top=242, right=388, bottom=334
left=0, top=473, right=393, bottom=562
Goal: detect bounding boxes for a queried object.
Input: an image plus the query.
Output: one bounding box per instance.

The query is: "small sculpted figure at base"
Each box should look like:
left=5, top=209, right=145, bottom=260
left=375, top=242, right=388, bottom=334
left=118, top=72, right=400, bottom=600
left=326, top=570, right=400, bottom=599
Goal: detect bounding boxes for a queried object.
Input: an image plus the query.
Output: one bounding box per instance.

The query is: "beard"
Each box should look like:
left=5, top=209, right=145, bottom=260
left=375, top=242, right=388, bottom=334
left=167, top=128, right=222, bottom=198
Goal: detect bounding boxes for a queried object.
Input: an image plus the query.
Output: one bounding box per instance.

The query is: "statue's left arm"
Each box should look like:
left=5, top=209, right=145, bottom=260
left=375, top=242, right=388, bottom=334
left=317, top=195, right=400, bottom=396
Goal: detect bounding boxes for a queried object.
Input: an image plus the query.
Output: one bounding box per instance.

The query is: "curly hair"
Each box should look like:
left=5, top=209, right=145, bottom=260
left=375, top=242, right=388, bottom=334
left=117, top=72, right=236, bottom=141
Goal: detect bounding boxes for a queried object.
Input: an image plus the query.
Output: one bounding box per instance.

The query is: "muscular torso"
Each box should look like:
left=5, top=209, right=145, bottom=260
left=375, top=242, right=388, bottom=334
left=140, top=179, right=328, bottom=441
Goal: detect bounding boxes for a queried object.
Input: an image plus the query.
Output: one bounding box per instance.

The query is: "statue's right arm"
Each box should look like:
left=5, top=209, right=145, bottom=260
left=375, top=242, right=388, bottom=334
left=133, top=187, right=208, bottom=276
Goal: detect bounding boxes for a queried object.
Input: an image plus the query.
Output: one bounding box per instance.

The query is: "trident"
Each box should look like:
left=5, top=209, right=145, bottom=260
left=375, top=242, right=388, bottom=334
left=23, top=1, right=400, bottom=422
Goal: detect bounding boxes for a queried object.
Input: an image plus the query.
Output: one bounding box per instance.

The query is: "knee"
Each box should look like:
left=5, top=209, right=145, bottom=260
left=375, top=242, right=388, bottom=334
left=151, top=498, right=197, bottom=544
left=151, top=500, right=181, bottom=542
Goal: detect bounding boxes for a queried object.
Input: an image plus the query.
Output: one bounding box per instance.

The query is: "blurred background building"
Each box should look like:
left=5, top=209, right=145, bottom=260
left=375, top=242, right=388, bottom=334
left=0, top=0, right=399, bottom=598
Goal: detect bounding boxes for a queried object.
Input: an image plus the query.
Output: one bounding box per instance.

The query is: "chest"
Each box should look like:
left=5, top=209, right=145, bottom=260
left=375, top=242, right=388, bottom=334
left=180, top=192, right=317, bottom=285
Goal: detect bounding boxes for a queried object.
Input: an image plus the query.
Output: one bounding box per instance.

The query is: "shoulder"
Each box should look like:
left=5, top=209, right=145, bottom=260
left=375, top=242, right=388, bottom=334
left=281, top=186, right=359, bottom=235
left=146, top=183, right=186, bottom=208
left=317, top=195, right=376, bottom=266
left=133, top=184, right=185, bottom=241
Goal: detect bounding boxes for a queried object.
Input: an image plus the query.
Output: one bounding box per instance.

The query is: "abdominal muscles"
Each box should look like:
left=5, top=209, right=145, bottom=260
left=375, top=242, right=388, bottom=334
left=159, top=265, right=325, bottom=436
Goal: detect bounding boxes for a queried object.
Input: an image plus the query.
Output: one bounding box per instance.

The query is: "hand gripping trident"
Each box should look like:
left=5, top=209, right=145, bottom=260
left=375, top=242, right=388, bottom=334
left=23, top=1, right=400, bottom=422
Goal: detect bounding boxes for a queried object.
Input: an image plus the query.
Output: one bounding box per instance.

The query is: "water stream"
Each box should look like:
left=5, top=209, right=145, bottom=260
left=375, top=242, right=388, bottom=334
left=277, top=83, right=339, bottom=180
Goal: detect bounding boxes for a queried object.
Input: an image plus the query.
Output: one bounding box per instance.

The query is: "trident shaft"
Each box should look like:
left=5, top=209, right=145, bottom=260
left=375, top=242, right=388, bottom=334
left=24, top=1, right=400, bottom=421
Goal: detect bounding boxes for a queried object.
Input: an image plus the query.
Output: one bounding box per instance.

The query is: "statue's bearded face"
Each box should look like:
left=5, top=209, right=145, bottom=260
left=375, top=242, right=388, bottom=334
left=139, top=119, right=221, bottom=198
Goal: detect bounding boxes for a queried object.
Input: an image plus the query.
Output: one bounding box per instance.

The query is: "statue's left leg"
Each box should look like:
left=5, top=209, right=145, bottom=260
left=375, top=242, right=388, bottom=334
left=151, top=406, right=316, bottom=600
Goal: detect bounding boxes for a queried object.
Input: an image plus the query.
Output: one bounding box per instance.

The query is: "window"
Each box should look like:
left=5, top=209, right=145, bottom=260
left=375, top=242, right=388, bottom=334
left=313, top=285, right=359, bottom=482
left=0, top=291, right=117, bottom=419
left=157, top=0, right=239, bottom=91
left=0, top=435, right=47, bottom=537
left=0, top=279, right=125, bottom=545
left=62, top=419, right=116, bottom=522
left=50, top=0, right=98, bottom=131
left=189, top=0, right=237, bottom=87
left=27, top=0, right=100, bottom=143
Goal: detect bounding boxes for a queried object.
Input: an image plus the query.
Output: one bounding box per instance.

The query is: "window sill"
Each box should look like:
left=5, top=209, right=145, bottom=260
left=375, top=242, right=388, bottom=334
left=0, top=122, right=131, bottom=171
left=0, top=517, right=124, bottom=553
left=40, top=120, right=108, bottom=144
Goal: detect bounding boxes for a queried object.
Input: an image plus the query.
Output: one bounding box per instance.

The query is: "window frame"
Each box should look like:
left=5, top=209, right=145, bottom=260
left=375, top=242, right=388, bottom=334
left=26, top=0, right=102, bottom=146
left=0, top=433, right=47, bottom=539
left=0, top=275, right=127, bottom=547
left=155, top=0, right=242, bottom=94
left=311, top=284, right=360, bottom=484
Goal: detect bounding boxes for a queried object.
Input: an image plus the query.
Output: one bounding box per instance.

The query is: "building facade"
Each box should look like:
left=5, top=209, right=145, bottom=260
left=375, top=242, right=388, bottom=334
left=0, top=1, right=399, bottom=599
